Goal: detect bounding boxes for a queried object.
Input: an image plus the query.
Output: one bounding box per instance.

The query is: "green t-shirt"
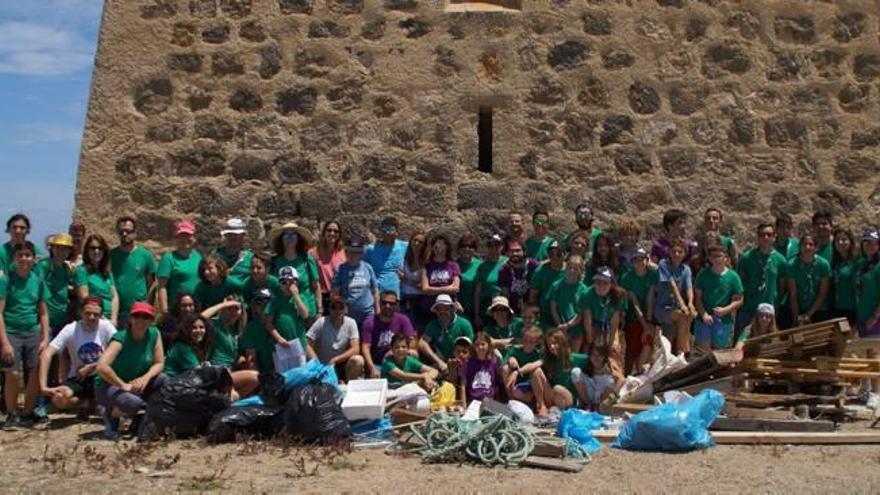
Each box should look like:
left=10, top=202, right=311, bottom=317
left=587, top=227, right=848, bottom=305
left=35, top=259, right=76, bottom=329
left=548, top=279, right=588, bottom=328
left=503, top=345, right=542, bottom=368
left=110, top=245, right=156, bottom=319
left=424, top=315, right=474, bottom=360
left=157, top=250, right=203, bottom=308
left=193, top=278, right=243, bottom=310
left=579, top=286, right=628, bottom=328
left=736, top=248, right=786, bottom=315
left=832, top=259, right=859, bottom=311
left=474, top=256, right=509, bottom=314
left=562, top=228, right=602, bottom=255
left=456, top=257, right=482, bottom=319
left=109, top=325, right=159, bottom=383
left=213, top=247, right=253, bottom=287
left=269, top=294, right=307, bottom=349
left=524, top=236, right=554, bottom=262
left=530, top=263, right=565, bottom=327
left=210, top=316, right=239, bottom=366
left=242, top=275, right=282, bottom=304
left=271, top=254, right=320, bottom=318
left=241, top=318, right=275, bottom=373
left=0, top=241, right=43, bottom=276
left=720, top=235, right=736, bottom=260
left=485, top=316, right=524, bottom=341
left=74, top=266, right=116, bottom=318
left=380, top=355, right=425, bottom=386
left=787, top=256, right=832, bottom=313
left=549, top=352, right=589, bottom=393
left=856, top=259, right=880, bottom=324
left=695, top=267, right=744, bottom=324
left=0, top=270, right=45, bottom=336
left=164, top=341, right=201, bottom=377
left=774, top=238, right=800, bottom=260
left=619, top=267, right=659, bottom=321
left=816, top=241, right=834, bottom=264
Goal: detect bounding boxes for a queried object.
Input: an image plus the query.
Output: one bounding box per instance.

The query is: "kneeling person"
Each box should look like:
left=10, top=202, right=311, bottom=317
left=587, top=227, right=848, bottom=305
left=381, top=335, right=437, bottom=390
left=39, top=297, right=116, bottom=415
left=306, top=296, right=363, bottom=382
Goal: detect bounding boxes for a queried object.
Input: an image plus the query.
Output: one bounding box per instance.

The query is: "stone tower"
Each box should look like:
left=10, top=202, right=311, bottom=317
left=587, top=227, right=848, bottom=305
left=74, top=0, right=880, bottom=248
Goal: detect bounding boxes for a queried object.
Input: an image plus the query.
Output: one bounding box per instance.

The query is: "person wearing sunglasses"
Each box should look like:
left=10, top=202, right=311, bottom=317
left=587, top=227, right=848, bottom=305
left=74, top=234, right=119, bottom=326
left=361, top=291, right=415, bottom=379
left=524, top=209, right=555, bottom=262
left=736, top=223, right=786, bottom=334
left=212, top=218, right=254, bottom=288
left=332, top=235, right=379, bottom=327
left=364, top=216, right=408, bottom=298
left=736, top=303, right=778, bottom=348
left=306, top=295, right=363, bottom=382
left=269, top=222, right=321, bottom=320
left=455, top=233, right=481, bottom=323
left=110, top=216, right=156, bottom=329
left=562, top=203, right=602, bottom=256
left=309, top=220, right=345, bottom=316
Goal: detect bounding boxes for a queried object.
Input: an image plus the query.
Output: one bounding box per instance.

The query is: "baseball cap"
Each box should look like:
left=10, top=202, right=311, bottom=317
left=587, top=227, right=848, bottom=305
left=278, top=266, right=300, bottom=282
left=346, top=235, right=366, bottom=252
left=757, top=303, right=775, bottom=315
left=862, top=227, right=880, bottom=243
left=593, top=266, right=614, bottom=282
left=633, top=247, right=649, bottom=259
left=454, top=336, right=473, bottom=347
left=486, top=234, right=504, bottom=246
left=221, top=218, right=247, bottom=236
left=253, top=288, right=273, bottom=302
left=176, top=220, right=196, bottom=236
left=130, top=302, right=156, bottom=319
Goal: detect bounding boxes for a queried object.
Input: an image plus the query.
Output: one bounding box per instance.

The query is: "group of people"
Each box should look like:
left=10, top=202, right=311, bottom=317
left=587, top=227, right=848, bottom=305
left=0, top=203, right=878, bottom=436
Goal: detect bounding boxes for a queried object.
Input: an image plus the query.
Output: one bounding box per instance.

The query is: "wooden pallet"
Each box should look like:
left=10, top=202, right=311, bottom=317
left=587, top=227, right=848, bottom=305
left=652, top=348, right=743, bottom=393
left=743, top=358, right=880, bottom=382
left=741, top=318, right=851, bottom=360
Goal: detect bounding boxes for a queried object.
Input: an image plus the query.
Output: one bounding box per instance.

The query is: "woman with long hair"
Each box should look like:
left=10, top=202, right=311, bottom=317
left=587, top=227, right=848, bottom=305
left=831, top=227, right=859, bottom=326
left=399, top=228, right=427, bottom=331
left=75, top=234, right=119, bottom=325
left=309, top=220, right=345, bottom=316
left=581, top=266, right=627, bottom=367
left=787, top=233, right=832, bottom=326
left=158, top=292, right=198, bottom=350
left=586, top=233, right=619, bottom=284
left=420, top=231, right=461, bottom=315
left=164, top=315, right=214, bottom=377
left=736, top=303, right=778, bottom=348
left=856, top=227, right=880, bottom=337
left=270, top=222, right=321, bottom=319
left=193, top=254, right=241, bottom=309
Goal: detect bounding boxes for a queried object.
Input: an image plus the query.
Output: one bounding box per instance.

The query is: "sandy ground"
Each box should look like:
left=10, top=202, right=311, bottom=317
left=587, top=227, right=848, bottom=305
left=3, top=415, right=880, bottom=494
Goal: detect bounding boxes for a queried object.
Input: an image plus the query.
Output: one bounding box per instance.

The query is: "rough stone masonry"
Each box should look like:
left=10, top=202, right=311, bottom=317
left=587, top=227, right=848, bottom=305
left=74, top=0, right=880, bottom=250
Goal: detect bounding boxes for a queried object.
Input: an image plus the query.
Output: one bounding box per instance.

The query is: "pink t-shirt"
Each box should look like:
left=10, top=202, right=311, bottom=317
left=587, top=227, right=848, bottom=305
left=309, top=246, right=347, bottom=293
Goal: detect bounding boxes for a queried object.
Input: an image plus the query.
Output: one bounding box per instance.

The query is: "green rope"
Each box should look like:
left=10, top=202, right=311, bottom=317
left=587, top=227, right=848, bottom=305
left=406, top=413, right=535, bottom=466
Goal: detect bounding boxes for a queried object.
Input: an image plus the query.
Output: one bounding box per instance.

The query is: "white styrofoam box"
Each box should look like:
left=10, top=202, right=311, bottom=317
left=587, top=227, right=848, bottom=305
left=341, top=379, right=388, bottom=421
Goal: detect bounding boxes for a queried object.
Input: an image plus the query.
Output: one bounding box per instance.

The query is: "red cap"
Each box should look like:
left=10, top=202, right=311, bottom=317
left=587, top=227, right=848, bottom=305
left=130, top=302, right=155, bottom=319
left=176, top=220, right=196, bottom=236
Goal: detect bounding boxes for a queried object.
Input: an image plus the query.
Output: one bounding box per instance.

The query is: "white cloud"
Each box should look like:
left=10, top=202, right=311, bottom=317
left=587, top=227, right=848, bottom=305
left=9, top=122, right=82, bottom=145
left=0, top=21, right=96, bottom=76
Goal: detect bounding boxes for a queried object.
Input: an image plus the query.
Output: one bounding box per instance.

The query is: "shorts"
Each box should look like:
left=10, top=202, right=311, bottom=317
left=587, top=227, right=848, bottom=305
left=860, top=319, right=880, bottom=338
left=695, top=319, right=734, bottom=348
left=514, top=381, right=532, bottom=393
left=571, top=368, right=616, bottom=405
left=63, top=375, right=96, bottom=399
left=1, top=332, right=40, bottom=372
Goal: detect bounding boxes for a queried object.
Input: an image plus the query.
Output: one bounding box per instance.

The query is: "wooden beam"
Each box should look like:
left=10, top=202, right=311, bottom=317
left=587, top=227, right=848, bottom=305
left=710, top=417, right=835, bottom=432
left=611, top=403, right=652, bottom=415
left=521, top=456, right=585, bottom=473
left=677, top=373, right=748, bottom=396
left=724, top=404, right=794, bottom=420
left=592, top=430, right=880, bottom=445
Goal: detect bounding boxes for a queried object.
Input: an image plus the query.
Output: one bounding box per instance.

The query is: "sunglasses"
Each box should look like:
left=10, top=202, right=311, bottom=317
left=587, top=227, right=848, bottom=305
left=380, top=300, right=397, bottom=306
left=283, top=232, right=298, bottom=240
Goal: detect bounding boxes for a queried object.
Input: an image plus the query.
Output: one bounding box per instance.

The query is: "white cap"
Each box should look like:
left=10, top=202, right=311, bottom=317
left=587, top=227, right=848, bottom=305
left=221, top=218, right=247, bottom=236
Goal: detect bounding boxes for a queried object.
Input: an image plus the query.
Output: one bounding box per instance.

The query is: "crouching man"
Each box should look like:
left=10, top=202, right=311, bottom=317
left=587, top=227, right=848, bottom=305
left=306, top=295, right=364, bottom=382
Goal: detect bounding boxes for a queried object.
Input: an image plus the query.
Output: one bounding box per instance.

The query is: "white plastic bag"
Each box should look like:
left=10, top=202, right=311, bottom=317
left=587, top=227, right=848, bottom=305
left=618, top=335, right=688, bottom=403
left=273, top=339, right=307, bottom=373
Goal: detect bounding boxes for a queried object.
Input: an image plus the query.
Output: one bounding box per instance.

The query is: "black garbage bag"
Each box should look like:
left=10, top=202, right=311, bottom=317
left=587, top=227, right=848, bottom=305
left=141, top=366, right=233, bottom=440
left=258, top=372, right=287, bottom=407
left=206, top=405, right=285, bottom=444
left=283, top=380, right=351, bottom=444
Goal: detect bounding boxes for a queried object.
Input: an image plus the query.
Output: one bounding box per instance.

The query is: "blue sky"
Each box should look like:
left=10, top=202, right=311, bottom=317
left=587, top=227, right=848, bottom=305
left=0, top=0, right=103, bottom=246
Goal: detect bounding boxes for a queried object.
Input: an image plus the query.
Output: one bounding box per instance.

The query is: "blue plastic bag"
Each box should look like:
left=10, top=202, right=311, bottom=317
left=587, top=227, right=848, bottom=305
left=234, top=360, right=339, bottom=407
left=613, top=389, right=725, bottom=452
left=557, top=409, right=607, bottom=455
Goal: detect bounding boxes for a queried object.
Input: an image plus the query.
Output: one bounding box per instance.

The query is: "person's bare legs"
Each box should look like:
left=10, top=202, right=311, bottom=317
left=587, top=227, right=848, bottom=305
left=230, top=370, right=260, bottom=397
left=23, top=368, right=40, bottom=414
left=671, top=310, right=692, bottom=355
left=4, top=371, right=20, bottom=415
left=345, top=355, right=365, bottom=382
left=552, top=385, right=574, bottom=409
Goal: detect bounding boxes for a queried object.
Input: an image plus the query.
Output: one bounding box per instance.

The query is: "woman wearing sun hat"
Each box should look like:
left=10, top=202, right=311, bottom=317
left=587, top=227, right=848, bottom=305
left=36, top=233, right=79, bottom=336
left=270, top=222, right=321, bottom=319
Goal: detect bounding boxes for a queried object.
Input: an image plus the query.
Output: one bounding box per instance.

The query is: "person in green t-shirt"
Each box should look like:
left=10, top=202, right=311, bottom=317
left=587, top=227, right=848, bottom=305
left=212, top=218, right=254, bottom=287
left=619, top=247, right=658, bottom=374
left=241, top=288, right=276, bottom=373
left=201, top=298, right=244, bottom=368
left=773, top=213, right=800, bottom=260
left=381, top=334, right=437, bottom=389
left=157, top=220, right=203, bottom=317
left=830, top=228, right=859, bottom=325
left=164, top=315, right=210, bottom=378
left=562, top=203, right=602, bottom=258
left=241, top=252, right=282, bottom=306
left=787, top=234, right=832, bottom=327
left=736, top=222, right=787, bottom=332
left=695, top=245, right=744, bottom=351
left=856, top=228, right=880, bottom=336
left=418, top=294, right=474, bottom=373
left=502, top=326, right=549, bottom=415
left=95, top=302, right=165, bottom=439
left=548, top=254, right=589, bottom=352
left=455, top=233, right=482, bottom=322
left=270, top=222, right=322, bottom=319
left=812, top=210, right=835, bottom=263
left=75, top=235, right=119, bottom=325
left=533, top=328, right=580, bottom=411
left=193, top=255, right=243, bottom=310
left=110, top=217, right=157, bottom=327
left=580, top=266, right=628, bottom=369
left=528, top=240, right=566, bottom=327
left=484, top=295, right=524, bottom=349
left=702, top=207, right=738, bottom=266
left=0, top=214, right=43, bottom=277
left=267, top=266, right=310, bottom=353
left=37, top=234, right=78, bottom=333
left=473, top=234, right=508, bottom=328
left=524, top=209, right=555, bottom=262
left=0, top=241, right=49, bottom=428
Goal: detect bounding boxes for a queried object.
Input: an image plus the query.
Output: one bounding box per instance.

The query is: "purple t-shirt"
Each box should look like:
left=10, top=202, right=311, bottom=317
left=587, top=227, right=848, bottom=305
left=463, top=357, right=499, bottom=402
left=498, top=258, right=539, bottom=314
left=650, top=237, right=696, bottom=262
left=422, top=260, right=461, bottom=310
left=360, top=312, right=415, bottom=364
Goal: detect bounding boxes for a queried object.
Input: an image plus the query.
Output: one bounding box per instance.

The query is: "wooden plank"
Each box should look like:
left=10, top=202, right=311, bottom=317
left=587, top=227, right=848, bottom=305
left=592, top=430, right=880, bottom=445
left=611, top=403, right=652, bottom=415
left=726, top=392, right=843, bottom=408
left=710, top=417, right=835, bottom=432
left=677, top=373, right=748, bottom=396
left=724, top=404, right=794, bottom=420
left=530, top=438, right=567, bottom=458
left=521, top=456, right=585, bottom=473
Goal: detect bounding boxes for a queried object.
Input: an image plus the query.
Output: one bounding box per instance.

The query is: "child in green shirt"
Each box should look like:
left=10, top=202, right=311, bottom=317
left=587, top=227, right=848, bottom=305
left=502, top=326, right=547, bottom=415
left=695, top=246, right=744, bottom=351
left=381, top=335, right=437, bottom=389
left=549, top=254, right=589, bottom=353
left=787, top=234, right=832, bottom=327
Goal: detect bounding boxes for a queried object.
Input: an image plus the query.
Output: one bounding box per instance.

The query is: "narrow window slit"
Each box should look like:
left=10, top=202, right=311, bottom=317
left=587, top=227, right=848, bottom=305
left=478, top=106, right=493, bottom=174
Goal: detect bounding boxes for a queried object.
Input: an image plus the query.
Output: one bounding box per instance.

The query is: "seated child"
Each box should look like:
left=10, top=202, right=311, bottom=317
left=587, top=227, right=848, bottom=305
left=381, top=335, right=438, bottom=390
left=572, top=345, right=625, bottom=411
left=462, top=332, right=503, bottom=403
left=502, top=326, right=549, bottom=415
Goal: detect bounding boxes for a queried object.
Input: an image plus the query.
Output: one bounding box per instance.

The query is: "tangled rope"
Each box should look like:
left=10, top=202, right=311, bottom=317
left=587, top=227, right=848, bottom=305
left=405, top=413, right=535, bottom=466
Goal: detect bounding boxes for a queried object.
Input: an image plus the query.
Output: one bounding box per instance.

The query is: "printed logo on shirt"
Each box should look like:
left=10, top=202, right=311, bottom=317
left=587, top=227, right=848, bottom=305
left=377, top=329, right=393, bottom=349
left=77, top=342, right=104, bottom=365
left=472, top=369, right=493, bottom=391
left=430, top=269, right=452, bottom=286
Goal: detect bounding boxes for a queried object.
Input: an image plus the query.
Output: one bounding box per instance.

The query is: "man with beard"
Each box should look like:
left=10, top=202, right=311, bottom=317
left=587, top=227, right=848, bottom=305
left=562, top=203, right=602, bottom=258
left=110, top=217, right=156, bottom=328
left=360, top=291, right=415, bottom=378
left=498, top=239, right=538, bottom=315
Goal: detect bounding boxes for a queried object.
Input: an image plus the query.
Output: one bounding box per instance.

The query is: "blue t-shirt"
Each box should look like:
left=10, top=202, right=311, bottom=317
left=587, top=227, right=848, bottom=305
left=364, top=240, right=408, bottom=297
left=332, top=261, right=378, bottom=314
left=655, top=259, right=692, bottom=313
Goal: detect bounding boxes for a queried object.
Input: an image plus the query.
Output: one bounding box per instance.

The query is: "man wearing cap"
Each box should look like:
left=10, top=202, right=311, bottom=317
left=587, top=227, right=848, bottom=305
left=498, top=239, right=539, bottom=315
left=418, top=294, right=474, bottom=372
left=361, top=291, right=415, bottom=378
left=331, top=235, right=379, bottom=326
left=306, top=295, right=363, bottom=382
left=212, top=218, right=253, bottom=287
left=364, top=217, right=408, bottom=298
left=736, top=223, right=787, bottom=334
left=157, top=220, right=202, bottom=316
left=474, top=234, right=508, bottom=328
left=38, top=297, right=116, bottom=415
left=36, top=233, right=79, bottom=336
left=562, top=203, right=602, bottom=257
left=524, top=209, right=555, bottom=262
left=529, top=240, right=566, bottom=327
left=110, top=216, right=157, bottom=328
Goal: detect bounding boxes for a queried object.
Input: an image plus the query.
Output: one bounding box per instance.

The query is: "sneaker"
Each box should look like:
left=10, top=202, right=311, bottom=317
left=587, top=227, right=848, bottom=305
left=18, top=414, right=36, bottom=428
left=32, top=405, right=49, bottom=424
left=2, top=414, right=21, bottom=431
left=103, top=417, right=120, bottom=440
left=124, top=414, right=143, bottom=438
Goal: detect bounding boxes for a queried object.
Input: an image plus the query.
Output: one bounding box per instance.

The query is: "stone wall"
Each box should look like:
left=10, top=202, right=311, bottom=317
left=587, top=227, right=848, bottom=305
left=74, top=0, right=880, bottom=250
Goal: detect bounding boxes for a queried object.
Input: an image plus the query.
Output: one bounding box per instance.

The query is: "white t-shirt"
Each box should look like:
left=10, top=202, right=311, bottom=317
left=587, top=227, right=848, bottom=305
left=306, top=316, right=359, bottom=364
left=49, top=320, right=117, bottom=378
